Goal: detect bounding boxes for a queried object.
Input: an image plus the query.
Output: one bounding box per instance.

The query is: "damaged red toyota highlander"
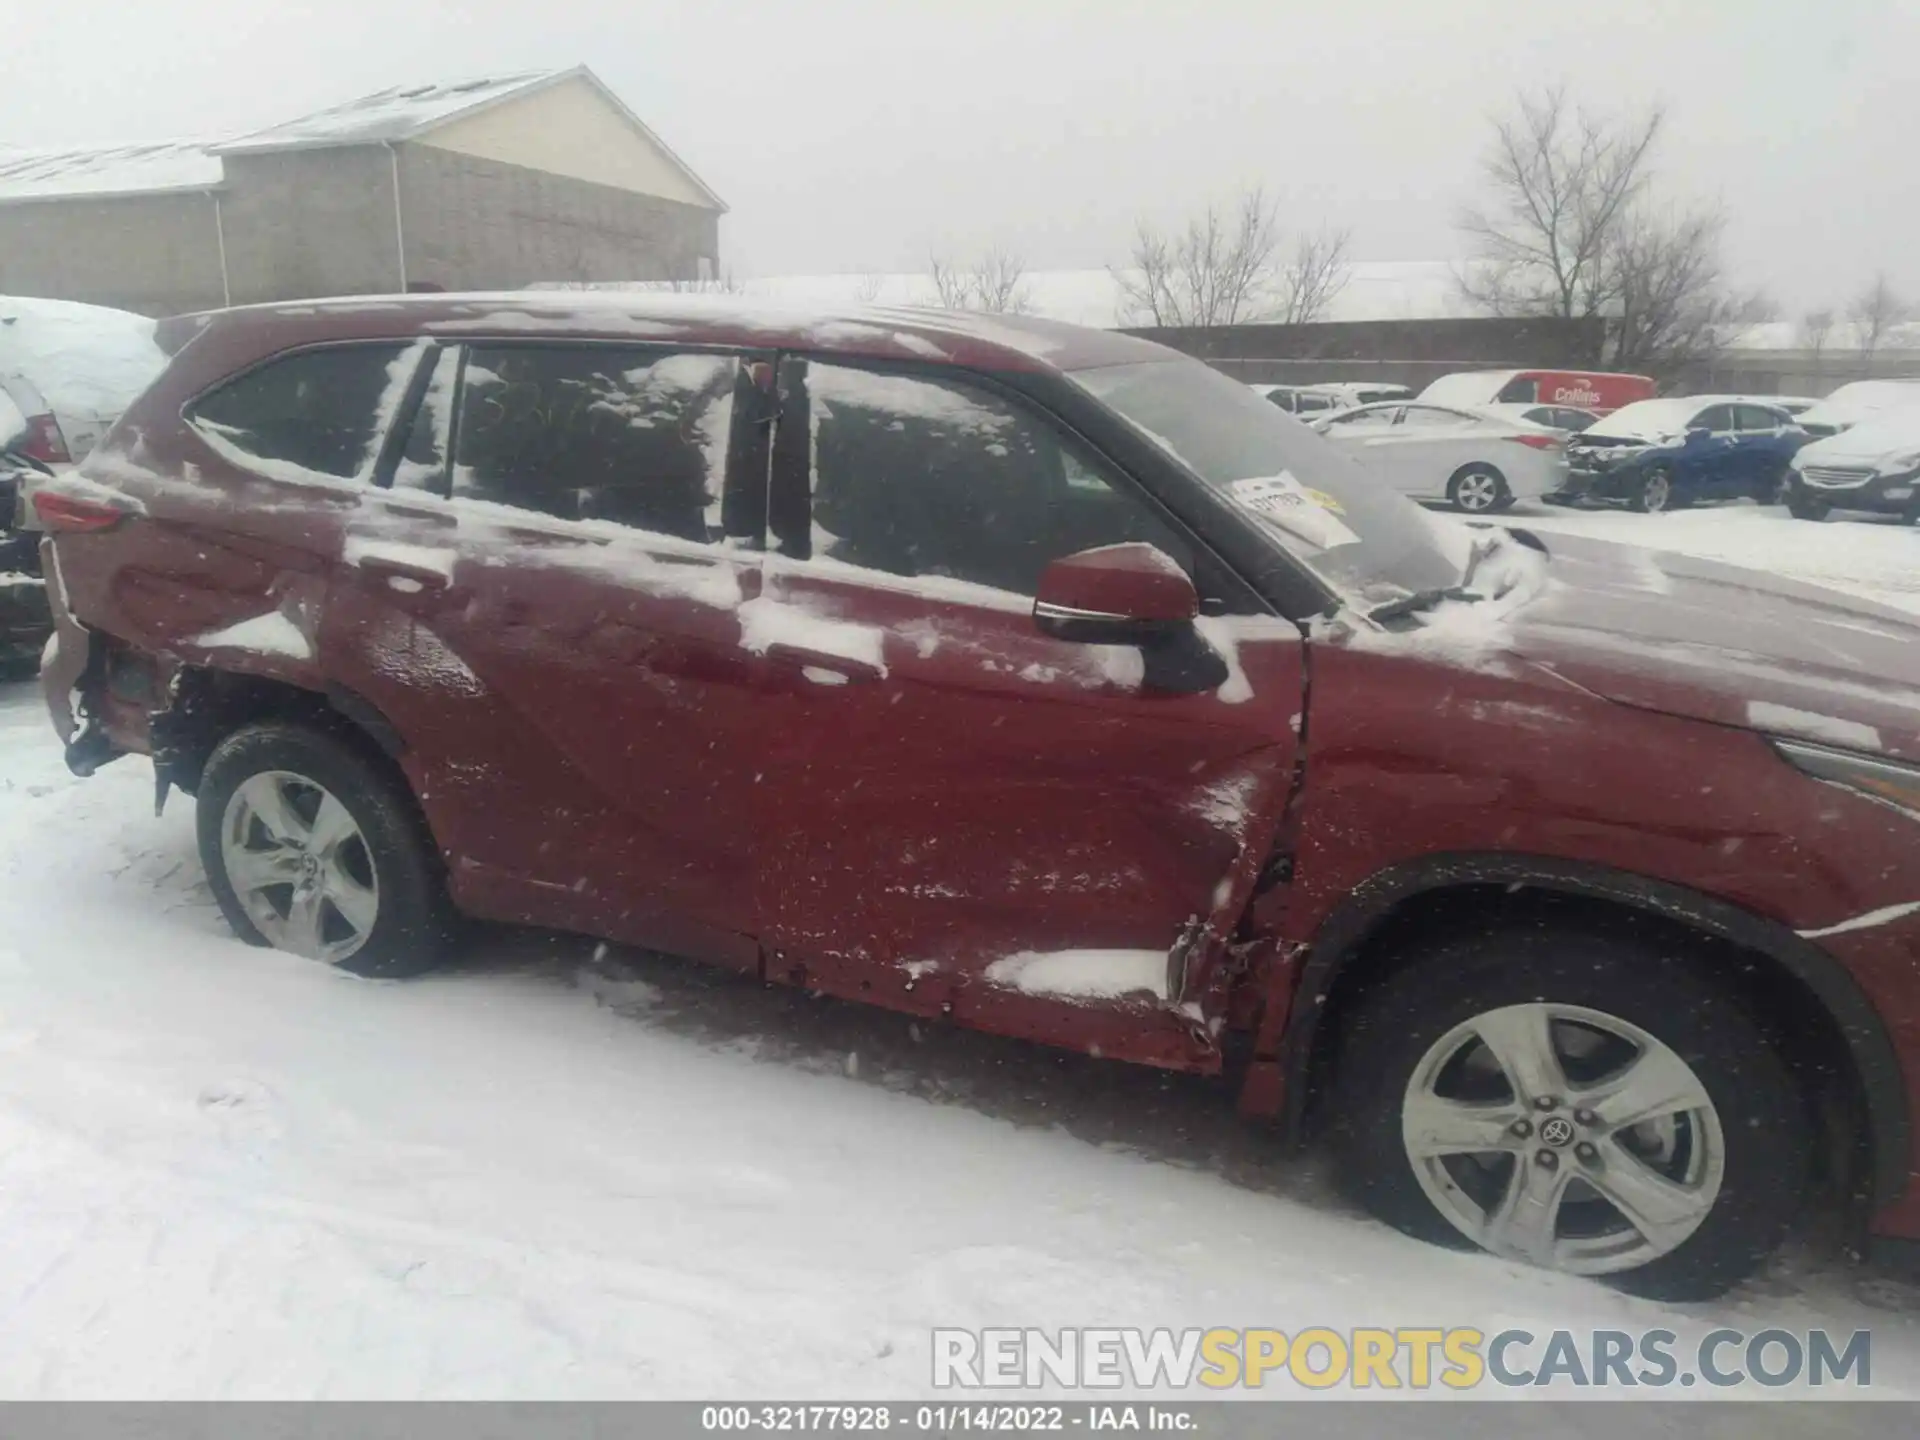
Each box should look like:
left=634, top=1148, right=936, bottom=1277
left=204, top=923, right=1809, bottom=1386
left=33, top=294, right=1920, bottom=1299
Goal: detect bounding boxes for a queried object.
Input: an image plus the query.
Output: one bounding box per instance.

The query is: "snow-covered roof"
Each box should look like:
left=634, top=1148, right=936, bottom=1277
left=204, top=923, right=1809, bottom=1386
left=0, top=141, right=223, bottom=203
left=0, top=66, right=722, bottom=210
left=214, top=69, right=568, bottom=155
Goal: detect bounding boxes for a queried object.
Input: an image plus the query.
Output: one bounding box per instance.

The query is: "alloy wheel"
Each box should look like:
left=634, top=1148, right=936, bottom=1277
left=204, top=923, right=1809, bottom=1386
left=220, top=770, right=380, bottom=963
left=1455, top=472, right=1500, bottom=512
left=1401, top=1002, right=1724, bottom=1275
left=1641, top=471, right=1672, bottom=513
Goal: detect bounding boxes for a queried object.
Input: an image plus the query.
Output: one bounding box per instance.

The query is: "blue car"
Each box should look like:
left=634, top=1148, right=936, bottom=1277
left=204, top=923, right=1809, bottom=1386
left=1555, top=397, right=1809, bottom=513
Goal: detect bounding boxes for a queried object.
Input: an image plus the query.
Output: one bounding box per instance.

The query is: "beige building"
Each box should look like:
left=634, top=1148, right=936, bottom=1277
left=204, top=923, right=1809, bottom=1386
left=0, top=67, right=726, bottom=317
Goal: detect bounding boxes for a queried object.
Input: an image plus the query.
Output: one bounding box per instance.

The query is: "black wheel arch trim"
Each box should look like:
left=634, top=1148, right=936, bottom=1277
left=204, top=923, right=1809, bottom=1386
left=1281, top=851, right=1911, bottom=1209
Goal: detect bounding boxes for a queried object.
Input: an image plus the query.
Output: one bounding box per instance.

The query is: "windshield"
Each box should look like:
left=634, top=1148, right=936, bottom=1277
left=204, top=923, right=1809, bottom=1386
left=1582, top=398, right=1696, bottom=441
left=1072, top=357, right=1467, bottom=606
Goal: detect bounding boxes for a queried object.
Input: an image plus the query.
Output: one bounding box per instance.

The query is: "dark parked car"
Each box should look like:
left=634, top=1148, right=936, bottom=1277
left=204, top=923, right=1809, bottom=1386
left=1556, top=397, right=1807, bottom=512
left=34, top=294, right=1920, bottom=1300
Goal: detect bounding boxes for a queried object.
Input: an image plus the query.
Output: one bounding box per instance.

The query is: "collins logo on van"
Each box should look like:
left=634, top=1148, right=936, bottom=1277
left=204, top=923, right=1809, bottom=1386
left=1552, top=385, right=1603, bottom=406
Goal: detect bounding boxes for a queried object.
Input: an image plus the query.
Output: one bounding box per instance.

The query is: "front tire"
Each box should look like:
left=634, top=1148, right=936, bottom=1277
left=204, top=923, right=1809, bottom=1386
left=1630, top=467, right=1675, bottom=513
left=1447, top=465, right=1510, bottom=514
left=1783, top=479, right=1830, bottom=521
left=197, top=721, right=454, bottom=978
left=1328, top=926, right=1810, bottom=1301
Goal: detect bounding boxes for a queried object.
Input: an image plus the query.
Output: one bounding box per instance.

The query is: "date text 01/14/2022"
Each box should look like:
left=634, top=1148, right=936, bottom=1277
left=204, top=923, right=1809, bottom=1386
left=699, top=1404, right=1198, bottom=1431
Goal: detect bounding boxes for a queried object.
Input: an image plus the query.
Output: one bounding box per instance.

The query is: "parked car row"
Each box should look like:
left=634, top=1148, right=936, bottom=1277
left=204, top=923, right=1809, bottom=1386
left=1283, top=366, right=1920, bottom=522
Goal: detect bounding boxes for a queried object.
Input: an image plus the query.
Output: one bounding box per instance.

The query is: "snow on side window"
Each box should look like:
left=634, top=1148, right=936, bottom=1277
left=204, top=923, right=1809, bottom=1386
left=773, top=357, right=1195, bottom=598
left=391, top=346, right=461, bottom=492
left=451, top=345, right=742, bottom=546
left=186, top=343, right=414, bottom=484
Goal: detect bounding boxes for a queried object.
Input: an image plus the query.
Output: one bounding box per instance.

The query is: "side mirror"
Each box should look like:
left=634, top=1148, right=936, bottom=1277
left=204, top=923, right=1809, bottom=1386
left=1033, top=543, right=1198, bottom=645
left=1684, top=428, right=1710, bottom=445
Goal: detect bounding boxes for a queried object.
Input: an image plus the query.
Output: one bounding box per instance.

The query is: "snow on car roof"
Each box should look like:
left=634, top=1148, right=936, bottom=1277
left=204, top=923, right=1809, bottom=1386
left=173, top=291, right=1177, bottom=381
left=0, top=296, right=166, bottom=426
left=0, top=141, right=224, bottom=202
left=213, top=70, right=567, bottom=154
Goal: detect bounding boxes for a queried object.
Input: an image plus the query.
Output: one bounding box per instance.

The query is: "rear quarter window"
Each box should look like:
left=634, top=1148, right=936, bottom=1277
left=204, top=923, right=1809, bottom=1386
left=185, top=343, right=416, bottom=482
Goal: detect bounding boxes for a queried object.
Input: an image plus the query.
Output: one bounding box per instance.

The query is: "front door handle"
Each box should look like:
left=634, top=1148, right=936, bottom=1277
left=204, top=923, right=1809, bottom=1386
left=763, top=643, right=884, bottom=684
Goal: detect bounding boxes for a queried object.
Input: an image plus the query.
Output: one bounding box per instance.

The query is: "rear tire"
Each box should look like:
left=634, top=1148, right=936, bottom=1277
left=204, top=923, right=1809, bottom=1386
left=1327, top=926, right=1811, bottom=1301
left=1447, top=465, right=1510, bottom=514
left=197, top=721, right=454, bottom=978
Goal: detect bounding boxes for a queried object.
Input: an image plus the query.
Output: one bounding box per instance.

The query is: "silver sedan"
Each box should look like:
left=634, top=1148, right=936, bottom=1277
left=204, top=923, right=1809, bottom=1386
left=1311, top=401, right=1568, bottom=513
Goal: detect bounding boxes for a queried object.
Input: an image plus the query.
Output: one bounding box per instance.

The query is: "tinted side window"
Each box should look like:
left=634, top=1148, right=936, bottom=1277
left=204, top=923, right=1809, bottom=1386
left=1692, top=405, right=1736, bottom=433
left=1496, top=376, right=1538, bottom=403
left=452, top=346, right=744, bottom=543
left=1735, top=404, right=1783, bottom=432
left=776, top=360, right=1194, bottom=597
left=187, top=343, right=413, bottom=481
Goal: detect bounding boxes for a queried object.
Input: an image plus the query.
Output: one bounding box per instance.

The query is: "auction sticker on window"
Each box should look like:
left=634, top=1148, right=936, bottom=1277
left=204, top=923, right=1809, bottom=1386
left=1229, top=473, right=1360, bottom=551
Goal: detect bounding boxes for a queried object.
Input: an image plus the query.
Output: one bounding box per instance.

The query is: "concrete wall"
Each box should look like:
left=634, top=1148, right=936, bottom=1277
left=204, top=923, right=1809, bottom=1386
left=395, top=144, right=719, bottom=289
left=218, top=147, right=403, bottom=305
left=0, top=193, right=228, bottom=316
left=416, top=75, right=719, bottom=210
left=1126, top=316, right=1609, bottom=390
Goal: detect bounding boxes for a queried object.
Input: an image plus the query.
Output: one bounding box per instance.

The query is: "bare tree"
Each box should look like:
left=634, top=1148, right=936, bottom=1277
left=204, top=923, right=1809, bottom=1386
left=1605, top=207, right=1779, bottom=376
left=1457, top=87, right=1771, bottom=380
left=1800, top=308, right=1836, bottom=371
left=927, top=248, right=1032, bottom=314
left=1458, top=86, right=1664, bottom=320
left=1275, top=226, right=1353, bottom=325
left=1848, top=273, right=1910, bottom=373
left=662, top=268, right=744, bottom=295
left=852, top=271, right=887, bottom=304
left=1112, top=189, right=1284, bottom=327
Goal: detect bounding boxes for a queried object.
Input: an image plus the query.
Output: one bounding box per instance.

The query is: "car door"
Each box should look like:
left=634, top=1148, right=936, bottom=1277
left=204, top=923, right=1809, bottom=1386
left=323, top=338, right=779, bottom=967
left=1678, top=404, right=1739, bottom=495
left=743, top=355, right=1303, bottom=1061
left=1317, top=405, right=1412, bottom=489
left=1733, top=404, right=1795, bottom=494
left=1368, top=404, right=1480, bottom=499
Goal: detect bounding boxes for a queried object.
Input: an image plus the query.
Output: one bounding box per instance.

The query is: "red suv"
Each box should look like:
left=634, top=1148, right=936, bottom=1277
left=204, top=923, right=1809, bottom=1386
left=33, top=294, right=1920, bottom=1300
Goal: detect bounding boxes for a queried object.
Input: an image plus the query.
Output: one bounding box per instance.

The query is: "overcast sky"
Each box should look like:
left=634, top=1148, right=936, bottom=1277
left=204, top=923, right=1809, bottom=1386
left=7, top=0, right=1916, bottom=311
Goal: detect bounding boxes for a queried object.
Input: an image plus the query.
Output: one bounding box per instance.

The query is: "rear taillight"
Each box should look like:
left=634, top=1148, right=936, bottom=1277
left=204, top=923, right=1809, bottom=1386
left=19, top=414, right=72, bottom=465
left=1506, top=433, right=1563, bottom=450
left=32, top=490, right=125, bottom=532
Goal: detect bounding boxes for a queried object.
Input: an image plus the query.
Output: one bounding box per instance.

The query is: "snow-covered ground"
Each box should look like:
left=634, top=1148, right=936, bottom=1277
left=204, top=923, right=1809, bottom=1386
left=3, top=504, right=1920, bottom=1401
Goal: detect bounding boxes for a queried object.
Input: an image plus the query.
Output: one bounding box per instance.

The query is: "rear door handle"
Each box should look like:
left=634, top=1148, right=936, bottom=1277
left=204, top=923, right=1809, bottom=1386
left=356, top=555, right=452, bottom=591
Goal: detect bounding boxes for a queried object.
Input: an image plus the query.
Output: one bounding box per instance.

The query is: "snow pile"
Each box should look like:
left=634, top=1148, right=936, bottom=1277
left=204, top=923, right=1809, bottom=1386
left=983, top=949, right=1168, bottom=1002
left=194, top=611, right=313, bottom=661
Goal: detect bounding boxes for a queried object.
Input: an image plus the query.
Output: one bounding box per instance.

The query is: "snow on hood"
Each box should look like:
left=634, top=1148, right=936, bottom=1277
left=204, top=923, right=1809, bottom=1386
left=1793, top=380, right=1920, bottom=433
left=1508, top=531, right=1920, bottom=762
left=1793, top=409, right=1920, bottom=466
left=1579, top=399, right=1697, bottom=443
